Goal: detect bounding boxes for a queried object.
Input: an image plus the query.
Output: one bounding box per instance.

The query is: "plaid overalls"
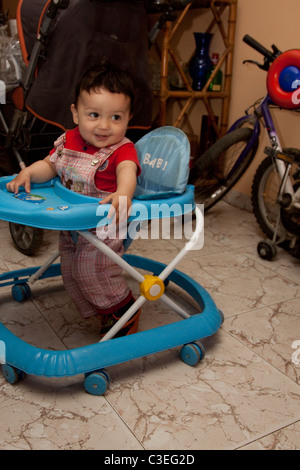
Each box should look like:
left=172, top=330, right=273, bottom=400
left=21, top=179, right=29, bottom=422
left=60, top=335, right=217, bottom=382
left=50, top=133, right=132, bottom=318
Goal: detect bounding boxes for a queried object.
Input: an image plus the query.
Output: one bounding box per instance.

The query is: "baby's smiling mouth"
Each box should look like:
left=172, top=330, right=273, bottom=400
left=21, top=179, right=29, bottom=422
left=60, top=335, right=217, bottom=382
left=95, top=134, right=110, bottom=140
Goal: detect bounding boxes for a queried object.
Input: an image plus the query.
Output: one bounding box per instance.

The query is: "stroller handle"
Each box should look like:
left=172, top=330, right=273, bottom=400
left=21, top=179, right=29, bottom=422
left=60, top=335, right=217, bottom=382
left=47, top=0, right=70, bottom=19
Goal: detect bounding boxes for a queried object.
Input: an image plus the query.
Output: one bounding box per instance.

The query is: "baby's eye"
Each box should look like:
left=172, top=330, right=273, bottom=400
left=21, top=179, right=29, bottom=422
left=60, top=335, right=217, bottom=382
left=112, top=114, right=121, bottom=121
left=89, top=112, right=99, bottom=118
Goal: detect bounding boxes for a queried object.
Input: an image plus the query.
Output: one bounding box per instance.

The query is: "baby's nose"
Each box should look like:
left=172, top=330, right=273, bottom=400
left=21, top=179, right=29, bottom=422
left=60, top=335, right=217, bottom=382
left=98, top=117, right=110, bottom=129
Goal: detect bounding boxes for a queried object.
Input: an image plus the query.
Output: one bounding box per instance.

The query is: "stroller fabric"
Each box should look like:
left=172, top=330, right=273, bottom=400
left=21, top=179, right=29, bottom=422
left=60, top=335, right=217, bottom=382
left=17, top=0, right=152, bottom=131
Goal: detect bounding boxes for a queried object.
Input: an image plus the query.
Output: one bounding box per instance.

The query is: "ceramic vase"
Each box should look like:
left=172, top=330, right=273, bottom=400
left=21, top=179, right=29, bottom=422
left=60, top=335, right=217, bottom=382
left=189, top=32, right=213, bottom=91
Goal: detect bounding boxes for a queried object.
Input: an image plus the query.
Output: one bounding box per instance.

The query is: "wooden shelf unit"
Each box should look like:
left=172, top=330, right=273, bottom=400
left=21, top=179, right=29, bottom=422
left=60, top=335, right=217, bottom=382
left=152, top=0, right=238, bottom=138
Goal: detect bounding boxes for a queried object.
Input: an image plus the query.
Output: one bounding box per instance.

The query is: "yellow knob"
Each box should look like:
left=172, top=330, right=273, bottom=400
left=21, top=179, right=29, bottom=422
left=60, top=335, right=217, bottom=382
left=140, top=275, right=165, bottom=301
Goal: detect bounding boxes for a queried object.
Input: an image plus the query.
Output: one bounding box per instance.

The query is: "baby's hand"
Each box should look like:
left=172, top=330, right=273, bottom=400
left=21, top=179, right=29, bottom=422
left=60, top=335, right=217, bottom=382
left=99, top=192, right=132, bottom=226
left=6, top=169, right=31, bottom=194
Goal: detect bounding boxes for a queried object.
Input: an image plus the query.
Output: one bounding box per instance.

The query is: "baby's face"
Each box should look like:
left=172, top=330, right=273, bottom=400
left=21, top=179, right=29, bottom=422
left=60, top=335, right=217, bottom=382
left=71, top=87, right=132, bottom=148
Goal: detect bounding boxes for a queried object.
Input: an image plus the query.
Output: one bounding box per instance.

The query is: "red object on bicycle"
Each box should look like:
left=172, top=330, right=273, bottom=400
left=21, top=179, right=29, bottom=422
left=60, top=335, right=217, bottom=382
left=267, top=49, right=300, bottom=108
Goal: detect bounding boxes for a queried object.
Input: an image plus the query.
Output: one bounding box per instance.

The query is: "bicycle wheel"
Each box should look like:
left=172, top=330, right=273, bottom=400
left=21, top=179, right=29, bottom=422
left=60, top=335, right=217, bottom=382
left=9, top=223, right=43, bottom=256
left=189, top=127, right=257, bottom=211
left=251, top=155, right=300, bottom=253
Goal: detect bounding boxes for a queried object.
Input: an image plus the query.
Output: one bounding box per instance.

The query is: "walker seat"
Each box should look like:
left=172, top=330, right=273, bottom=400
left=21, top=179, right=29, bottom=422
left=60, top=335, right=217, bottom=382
left=0, top=127, right=223, bottom=396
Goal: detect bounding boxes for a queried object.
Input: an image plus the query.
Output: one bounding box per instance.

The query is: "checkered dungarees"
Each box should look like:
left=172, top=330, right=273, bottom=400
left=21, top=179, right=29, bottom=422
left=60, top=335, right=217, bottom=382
left=50, top=133, right=132, bottom=318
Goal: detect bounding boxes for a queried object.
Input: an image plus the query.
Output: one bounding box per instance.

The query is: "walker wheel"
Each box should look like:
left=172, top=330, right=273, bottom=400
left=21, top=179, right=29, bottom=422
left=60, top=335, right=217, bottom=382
left=257, top=239, right=277, bottom=260
left=1, top=364, right=25, bottom=384
left=84, top=369, right=110, bottom=396
left=12, top=283, right=31, bottom=302
left=180, top=342, right=205, bottom=366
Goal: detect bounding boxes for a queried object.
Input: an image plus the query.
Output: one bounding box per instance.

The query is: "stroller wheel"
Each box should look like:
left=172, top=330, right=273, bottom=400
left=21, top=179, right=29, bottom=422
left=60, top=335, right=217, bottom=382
left=9, top=223, right=43, bottom=255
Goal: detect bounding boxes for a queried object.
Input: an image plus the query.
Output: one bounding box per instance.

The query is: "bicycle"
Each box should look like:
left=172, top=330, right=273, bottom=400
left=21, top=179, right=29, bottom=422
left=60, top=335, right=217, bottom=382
left=189, top=34, right=300, bottom=260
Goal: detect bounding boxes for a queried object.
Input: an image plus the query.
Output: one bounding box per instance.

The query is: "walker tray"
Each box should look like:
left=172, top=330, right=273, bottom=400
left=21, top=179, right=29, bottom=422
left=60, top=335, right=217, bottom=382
left=0, top=176, right=195, bottom=229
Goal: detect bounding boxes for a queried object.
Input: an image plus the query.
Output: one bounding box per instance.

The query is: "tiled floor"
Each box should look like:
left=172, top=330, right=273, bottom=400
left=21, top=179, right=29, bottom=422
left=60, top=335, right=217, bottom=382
left=0, top=201, right=299, bottom=450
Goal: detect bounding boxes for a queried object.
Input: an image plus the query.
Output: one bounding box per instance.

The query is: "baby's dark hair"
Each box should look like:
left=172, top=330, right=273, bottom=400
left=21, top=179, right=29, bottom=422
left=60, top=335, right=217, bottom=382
left=74, top=61, right=135, bottom=113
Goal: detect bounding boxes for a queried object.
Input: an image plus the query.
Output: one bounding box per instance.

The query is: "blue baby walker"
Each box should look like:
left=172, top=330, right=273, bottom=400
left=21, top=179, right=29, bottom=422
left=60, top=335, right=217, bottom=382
left=0, top=126, right=223, bottom=395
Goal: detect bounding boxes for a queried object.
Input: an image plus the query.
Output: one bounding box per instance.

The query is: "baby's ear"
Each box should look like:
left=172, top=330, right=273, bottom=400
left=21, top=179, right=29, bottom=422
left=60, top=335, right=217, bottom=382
left=71, top=104, right=79, bottom=125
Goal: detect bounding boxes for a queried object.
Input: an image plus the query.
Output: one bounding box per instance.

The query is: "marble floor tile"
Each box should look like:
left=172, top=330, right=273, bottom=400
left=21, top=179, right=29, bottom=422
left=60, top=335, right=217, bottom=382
left=0, top=202, right=299, bottom=451
left=105, top=330, right=300, bottom=450
left=239, top=421, right=300, bottom=450
left=0, top=376, right=143, bottom=450
left=200, top=201, right=264, bottom=249
left=175, top=250, right=300, bottom=317
left=223, top=298, right=300, bottom=384
left=235, top=243, right=300, bottom=285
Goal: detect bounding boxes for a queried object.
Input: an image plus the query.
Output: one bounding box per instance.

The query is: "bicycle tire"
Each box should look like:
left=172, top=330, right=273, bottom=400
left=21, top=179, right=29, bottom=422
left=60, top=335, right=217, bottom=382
left=251, top=155, right=300, bottom=253
left=9, top=223, right=44, bottom=256
left=189, top=127, right=257, bottom=211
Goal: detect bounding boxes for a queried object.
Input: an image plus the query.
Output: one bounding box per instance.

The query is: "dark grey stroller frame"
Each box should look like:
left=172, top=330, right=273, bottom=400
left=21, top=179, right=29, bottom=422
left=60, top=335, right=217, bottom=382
left=1, top=1, right=74, bottom=172
left=0, top=0, right=152, bottom=254
left=0, top=0, right=70, bottom=254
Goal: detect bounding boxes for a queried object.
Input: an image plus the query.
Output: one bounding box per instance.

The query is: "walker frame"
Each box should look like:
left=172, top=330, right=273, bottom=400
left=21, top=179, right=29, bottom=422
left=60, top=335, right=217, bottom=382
left=0, top=177, right=223, bottom=395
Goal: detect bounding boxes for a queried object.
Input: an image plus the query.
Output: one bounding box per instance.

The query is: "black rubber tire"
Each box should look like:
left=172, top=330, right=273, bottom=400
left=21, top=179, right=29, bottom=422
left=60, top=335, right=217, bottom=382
left=257, top=239, right=277, bottom=260
left=9, top=223, right=43, bottom=256
left=251, top=155, right=300, bottom=258
left=189, top=127, right=257, bottom=211
left=251, top=156, right=279, bottom=240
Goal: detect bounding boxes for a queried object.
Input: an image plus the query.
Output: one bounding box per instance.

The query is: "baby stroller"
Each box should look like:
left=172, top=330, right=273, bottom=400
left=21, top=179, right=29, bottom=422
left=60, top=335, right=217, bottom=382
left=0, top=0, right=153, bottom=254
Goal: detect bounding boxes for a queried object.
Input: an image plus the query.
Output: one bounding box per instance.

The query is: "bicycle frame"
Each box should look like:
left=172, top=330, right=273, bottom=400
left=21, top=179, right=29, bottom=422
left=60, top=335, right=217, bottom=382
left=189, top=33, right=300, bottom=256
left=229, top=94, right=300, bottom=210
